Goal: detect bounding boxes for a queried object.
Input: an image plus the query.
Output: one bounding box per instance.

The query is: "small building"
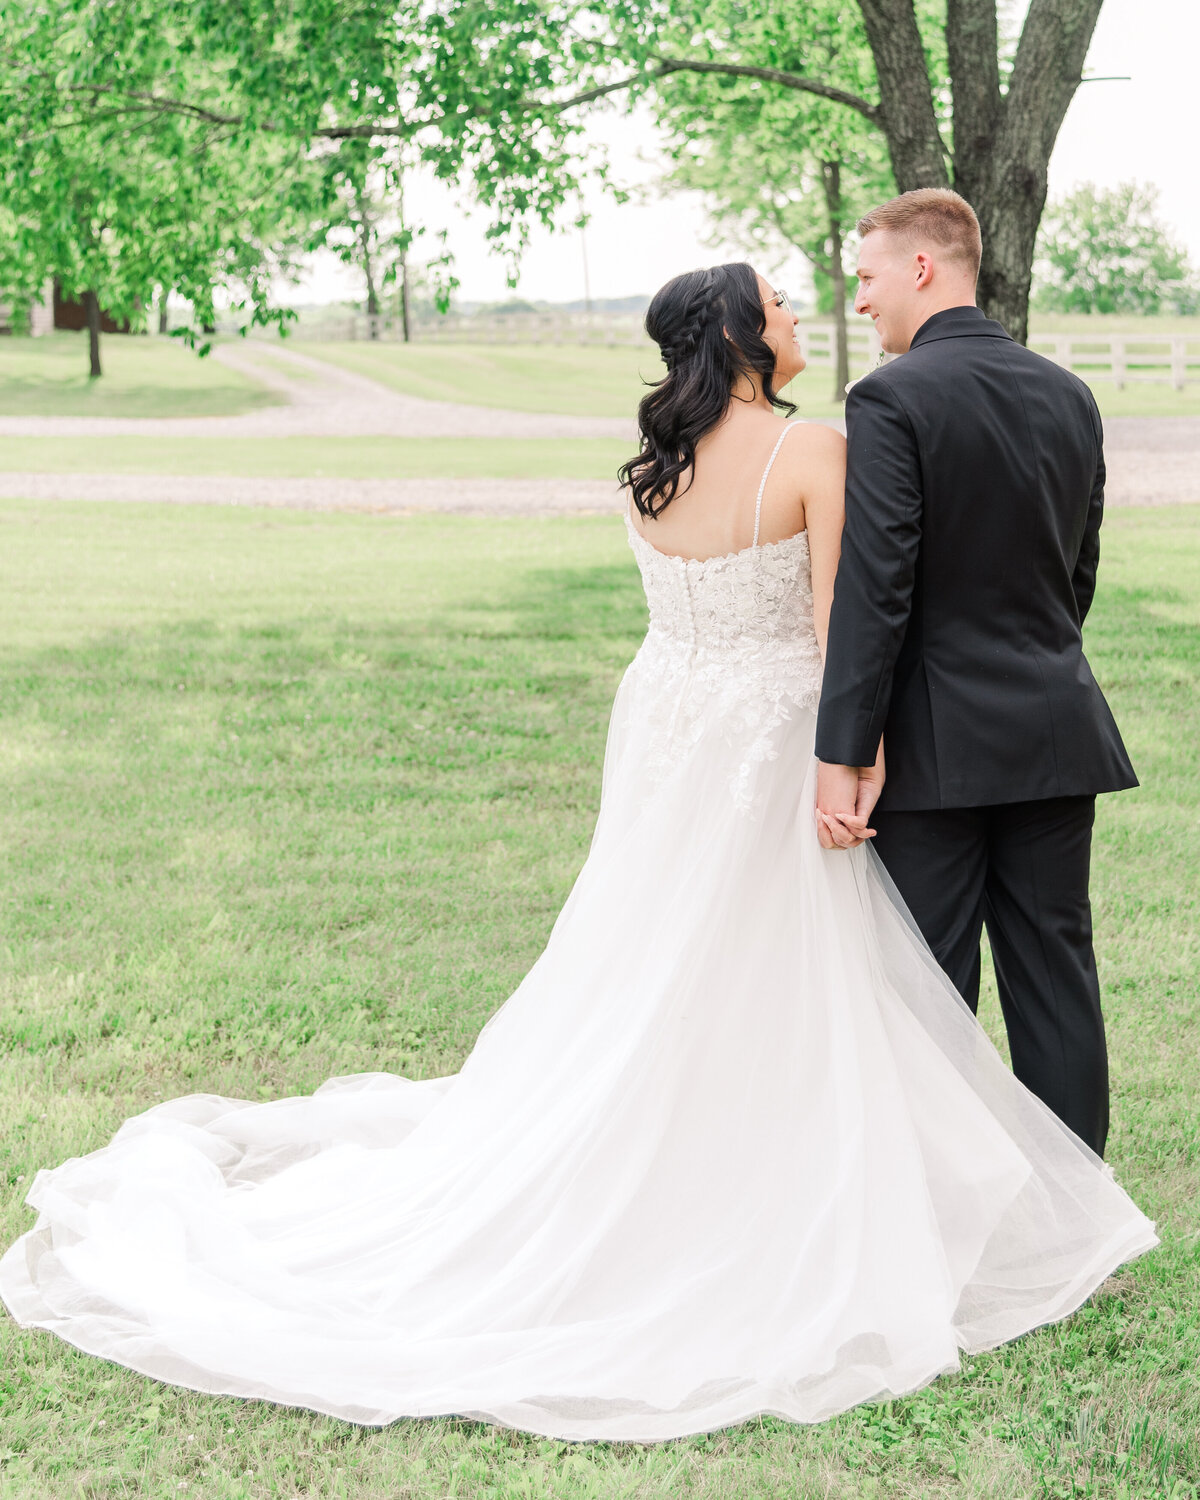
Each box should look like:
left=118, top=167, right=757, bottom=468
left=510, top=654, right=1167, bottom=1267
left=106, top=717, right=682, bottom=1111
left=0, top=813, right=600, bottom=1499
left=53, top=281, right=129, bottom=334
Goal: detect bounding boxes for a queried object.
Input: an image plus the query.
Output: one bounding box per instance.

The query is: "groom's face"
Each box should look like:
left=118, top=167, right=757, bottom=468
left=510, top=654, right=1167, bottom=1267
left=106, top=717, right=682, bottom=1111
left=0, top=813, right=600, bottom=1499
left=854, top=231, right=922, bottom=354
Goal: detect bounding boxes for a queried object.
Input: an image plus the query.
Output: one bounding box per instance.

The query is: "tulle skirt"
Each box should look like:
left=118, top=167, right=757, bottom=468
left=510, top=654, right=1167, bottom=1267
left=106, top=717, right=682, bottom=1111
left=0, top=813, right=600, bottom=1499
left=0, top=665, right=1157, bottom=1441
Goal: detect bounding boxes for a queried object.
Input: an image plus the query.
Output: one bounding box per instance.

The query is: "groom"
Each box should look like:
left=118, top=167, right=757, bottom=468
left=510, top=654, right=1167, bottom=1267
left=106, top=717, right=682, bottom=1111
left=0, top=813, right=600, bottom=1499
left=814, top=188, right=1136, bottom=1158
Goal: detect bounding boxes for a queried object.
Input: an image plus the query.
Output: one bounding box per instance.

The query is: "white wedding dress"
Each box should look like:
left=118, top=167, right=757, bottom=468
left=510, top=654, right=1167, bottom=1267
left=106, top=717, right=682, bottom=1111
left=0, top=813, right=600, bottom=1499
left=1, top=428, right=1156, bottom=1442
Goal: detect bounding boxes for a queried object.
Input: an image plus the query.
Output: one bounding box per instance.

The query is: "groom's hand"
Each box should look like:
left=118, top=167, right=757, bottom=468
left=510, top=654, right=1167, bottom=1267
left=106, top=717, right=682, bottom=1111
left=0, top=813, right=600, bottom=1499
left=816, top=760, right=878, bottom=850
left=853, top=741, right=886, bottom=828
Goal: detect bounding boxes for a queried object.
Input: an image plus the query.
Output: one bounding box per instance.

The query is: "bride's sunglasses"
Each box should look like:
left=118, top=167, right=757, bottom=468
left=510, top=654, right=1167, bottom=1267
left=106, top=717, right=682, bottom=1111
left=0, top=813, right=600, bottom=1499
left=763, top=289, right=793, bottom=318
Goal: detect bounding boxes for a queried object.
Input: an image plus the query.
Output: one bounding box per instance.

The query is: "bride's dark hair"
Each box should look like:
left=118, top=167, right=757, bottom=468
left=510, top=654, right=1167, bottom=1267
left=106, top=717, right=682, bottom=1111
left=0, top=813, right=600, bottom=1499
left=619, top=263, right=797, bottom=520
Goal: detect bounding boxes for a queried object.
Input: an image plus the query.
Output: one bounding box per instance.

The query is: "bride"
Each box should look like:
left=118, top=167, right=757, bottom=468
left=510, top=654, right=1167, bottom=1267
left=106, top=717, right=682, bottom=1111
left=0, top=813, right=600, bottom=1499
left=0, top=263, right=1155, bottom=1443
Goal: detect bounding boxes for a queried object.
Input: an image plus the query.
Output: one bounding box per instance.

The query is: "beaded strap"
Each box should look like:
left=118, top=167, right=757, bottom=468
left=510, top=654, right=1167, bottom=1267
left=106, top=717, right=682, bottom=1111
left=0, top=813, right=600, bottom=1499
left=753, top=423, right=800, bottom=548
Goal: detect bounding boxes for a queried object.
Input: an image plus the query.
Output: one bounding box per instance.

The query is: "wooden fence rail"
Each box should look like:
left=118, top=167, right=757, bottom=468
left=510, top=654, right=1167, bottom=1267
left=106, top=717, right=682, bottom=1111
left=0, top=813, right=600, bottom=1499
left=292, top=314, right=1200, bottom=391
left=1025, top=334, right=1200, bottom=390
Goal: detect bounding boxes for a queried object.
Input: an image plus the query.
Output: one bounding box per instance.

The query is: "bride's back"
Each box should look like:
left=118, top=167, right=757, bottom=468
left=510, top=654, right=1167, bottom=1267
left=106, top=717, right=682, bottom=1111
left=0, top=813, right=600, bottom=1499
left=628, top=408, right=817, bottom=563
left=620, top=263, right=845, bottom=652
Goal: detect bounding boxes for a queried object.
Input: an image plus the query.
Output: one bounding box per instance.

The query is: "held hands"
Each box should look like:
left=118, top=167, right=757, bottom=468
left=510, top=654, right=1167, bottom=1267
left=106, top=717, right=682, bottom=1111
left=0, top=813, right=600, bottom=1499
left=815, top=746, right=886, bottom=851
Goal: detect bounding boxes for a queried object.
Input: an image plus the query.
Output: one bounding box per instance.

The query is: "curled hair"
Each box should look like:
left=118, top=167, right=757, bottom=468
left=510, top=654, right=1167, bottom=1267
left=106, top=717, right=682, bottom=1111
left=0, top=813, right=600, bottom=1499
left=618, top=263, right=796, bottom=520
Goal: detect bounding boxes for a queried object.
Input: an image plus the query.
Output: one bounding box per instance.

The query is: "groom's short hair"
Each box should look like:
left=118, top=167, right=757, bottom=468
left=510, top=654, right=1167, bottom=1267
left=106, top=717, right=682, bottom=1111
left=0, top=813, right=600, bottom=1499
left=858, top=189, right=982, bottom=280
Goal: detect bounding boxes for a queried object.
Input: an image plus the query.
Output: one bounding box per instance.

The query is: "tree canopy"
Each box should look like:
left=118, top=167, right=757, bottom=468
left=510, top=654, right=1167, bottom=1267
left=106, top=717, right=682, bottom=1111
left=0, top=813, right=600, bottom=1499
left=656, top=1, right=895, bottom=398
left=0, top=0, right=593, bottom=368
left=556, top=0, right=1109, bottom=339
left=0, top=0, right=1117, bottom=360
left=0, top=0, right=330, bottom=346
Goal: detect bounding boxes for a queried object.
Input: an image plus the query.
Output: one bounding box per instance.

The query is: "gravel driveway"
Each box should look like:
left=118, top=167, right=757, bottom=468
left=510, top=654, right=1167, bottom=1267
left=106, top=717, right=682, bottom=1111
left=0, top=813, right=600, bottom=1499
left=0, top=472, right=620, bottom=515
left=0, top=341, right=635, bottom=442
left=1101, top=417, right=1200, bottom=507
left=0, top=344, right=1193, bottom=513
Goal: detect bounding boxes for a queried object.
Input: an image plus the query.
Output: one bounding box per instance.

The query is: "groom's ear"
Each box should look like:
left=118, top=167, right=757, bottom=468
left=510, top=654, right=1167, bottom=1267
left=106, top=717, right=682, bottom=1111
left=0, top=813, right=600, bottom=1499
left=914, top=251, right=935, bottom=288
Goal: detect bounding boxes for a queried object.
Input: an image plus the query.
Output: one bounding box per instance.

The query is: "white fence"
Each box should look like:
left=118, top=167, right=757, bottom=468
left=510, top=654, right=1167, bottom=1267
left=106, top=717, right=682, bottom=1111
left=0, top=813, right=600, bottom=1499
left=803, top=327, right=1200, bottom=390
left=299, top=312, right=648, bottom=347
left=793, top=325, right=882, bottom=370
left=1025, top=334, right=1200, bottom=390
left=296, top=314, right=1200, bottom=390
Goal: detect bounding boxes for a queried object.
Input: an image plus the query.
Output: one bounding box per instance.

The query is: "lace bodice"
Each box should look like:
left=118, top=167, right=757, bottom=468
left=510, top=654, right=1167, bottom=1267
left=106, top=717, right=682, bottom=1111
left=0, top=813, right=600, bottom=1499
left=625, top=522, right=818, bottom=654
left=624, top=421, right=820, bottom=657
left=614, top=425, right=824, bottom=812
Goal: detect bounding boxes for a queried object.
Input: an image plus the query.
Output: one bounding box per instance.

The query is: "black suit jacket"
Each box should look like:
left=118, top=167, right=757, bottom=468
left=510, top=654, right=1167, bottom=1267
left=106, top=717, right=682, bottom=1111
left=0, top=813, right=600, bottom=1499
left=814, top=305, right=1137, bottom=811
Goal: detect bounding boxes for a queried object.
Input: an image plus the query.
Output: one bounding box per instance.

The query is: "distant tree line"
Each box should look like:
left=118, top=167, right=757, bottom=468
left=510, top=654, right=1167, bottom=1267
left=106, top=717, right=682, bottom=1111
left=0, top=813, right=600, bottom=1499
left=1033, top=183, right=1197, bottom=317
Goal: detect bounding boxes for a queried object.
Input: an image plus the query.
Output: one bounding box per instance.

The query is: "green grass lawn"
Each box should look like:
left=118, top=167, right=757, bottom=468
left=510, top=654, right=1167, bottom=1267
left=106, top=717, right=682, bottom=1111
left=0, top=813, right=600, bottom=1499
left=1029, top=313, right=1200, bottom=336
left=1083, top=384, right=1200, bottom=419
left=1, top=329, right=1195, bottom=437
left=0, top=502, right=1197, bottom=1499
left=0, top=333, right=283, bottom=419
left=0, top=435, right=630, bottom=480
left=298, top=336, right=1200, bottom=423
left=292, top=339, right=659, bottom=418
left=292, top=340, right=854, bottom=422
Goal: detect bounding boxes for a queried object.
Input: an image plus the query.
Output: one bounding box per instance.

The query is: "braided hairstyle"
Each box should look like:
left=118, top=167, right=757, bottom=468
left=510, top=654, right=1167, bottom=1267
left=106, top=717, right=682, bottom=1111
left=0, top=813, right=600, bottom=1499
left=619, top=263, right=796, bottom=519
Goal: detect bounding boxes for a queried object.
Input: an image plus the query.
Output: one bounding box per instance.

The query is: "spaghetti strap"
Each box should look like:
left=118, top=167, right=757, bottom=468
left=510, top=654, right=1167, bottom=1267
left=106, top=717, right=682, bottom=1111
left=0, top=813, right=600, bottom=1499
left=753, top=422, right=801, bottom=548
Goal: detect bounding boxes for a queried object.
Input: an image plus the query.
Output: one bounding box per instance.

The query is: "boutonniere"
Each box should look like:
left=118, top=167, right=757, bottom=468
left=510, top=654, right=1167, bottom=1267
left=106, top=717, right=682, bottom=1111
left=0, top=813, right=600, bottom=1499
left=844, top=350, right=888, bottom=398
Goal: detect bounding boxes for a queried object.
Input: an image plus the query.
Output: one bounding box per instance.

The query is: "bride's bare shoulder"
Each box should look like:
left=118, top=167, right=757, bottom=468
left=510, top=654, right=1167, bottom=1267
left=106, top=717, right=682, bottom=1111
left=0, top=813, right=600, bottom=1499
left=773, top=423, right=845, bottom=525
left=787, top=420, right=846, bottom=458
left=773, top=421, right=846, bottom=484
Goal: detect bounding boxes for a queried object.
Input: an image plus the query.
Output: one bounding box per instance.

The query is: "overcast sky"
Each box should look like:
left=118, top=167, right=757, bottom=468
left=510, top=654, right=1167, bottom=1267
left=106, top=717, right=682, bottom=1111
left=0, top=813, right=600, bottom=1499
left=289, top=0, right=1199, bottom=308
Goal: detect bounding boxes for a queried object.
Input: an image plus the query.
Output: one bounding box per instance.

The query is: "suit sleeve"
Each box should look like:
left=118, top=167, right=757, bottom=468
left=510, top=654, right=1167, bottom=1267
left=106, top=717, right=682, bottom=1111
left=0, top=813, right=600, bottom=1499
left=1071, top=397, right=1104, bottom=625
left=814, top=375, right=924, bottom=768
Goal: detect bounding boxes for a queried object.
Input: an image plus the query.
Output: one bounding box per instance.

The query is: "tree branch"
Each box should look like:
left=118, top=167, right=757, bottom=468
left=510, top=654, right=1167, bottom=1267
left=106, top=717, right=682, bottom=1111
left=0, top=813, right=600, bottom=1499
left=315, top=118, right=438, bottom=138
left=946, top=0, right=1001, bottom=201
left=752, top=195, right=832, bottom=278
left=855, top=0, right=951, bottom=189
left=1001, top=0, right=1104, bottom=165
left=530, top=66, right=676, bottom=114
left=52, top=56, right=880, bottom=145
left=522, top=57, right=880, bottom=120
left=57, top=83, right=244, bottom=129
left=645, top=56, right=881, bottom=120
left=52, top=82, right=444, bottom=140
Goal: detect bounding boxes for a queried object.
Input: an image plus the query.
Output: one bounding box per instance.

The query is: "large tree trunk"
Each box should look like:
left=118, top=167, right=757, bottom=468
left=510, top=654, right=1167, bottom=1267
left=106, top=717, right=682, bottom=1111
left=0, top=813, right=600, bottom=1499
left=973, top=175, right=1044, bottom=343
left=83, top=290, right=102, bottom=379
left=857, top=0, right=1105, bottom=345
left=821, top=161, right=851, bottom=404
left=944, top=0, right=1023, bottom=332
left=158, top=289, right=170, bottom=335
left=972, top=0, right=1105, bottom=344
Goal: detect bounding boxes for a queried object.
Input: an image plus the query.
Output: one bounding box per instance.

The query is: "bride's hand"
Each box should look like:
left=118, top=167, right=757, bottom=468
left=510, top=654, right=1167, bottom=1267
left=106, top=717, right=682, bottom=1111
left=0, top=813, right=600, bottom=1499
left=817, top=810, right=873, bottom=850
left=815, top=761, right=876, bottom=850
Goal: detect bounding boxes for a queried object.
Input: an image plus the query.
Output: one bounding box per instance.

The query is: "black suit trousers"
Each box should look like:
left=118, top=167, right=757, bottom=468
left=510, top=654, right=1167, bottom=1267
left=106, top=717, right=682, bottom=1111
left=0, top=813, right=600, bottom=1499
left=870, top=795, right=1110, bottom=1157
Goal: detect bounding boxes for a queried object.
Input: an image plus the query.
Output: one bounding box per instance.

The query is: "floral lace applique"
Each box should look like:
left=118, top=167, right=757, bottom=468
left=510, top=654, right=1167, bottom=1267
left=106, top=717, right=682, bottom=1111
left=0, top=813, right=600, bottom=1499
left=623, top=520, right=823, bottom=812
